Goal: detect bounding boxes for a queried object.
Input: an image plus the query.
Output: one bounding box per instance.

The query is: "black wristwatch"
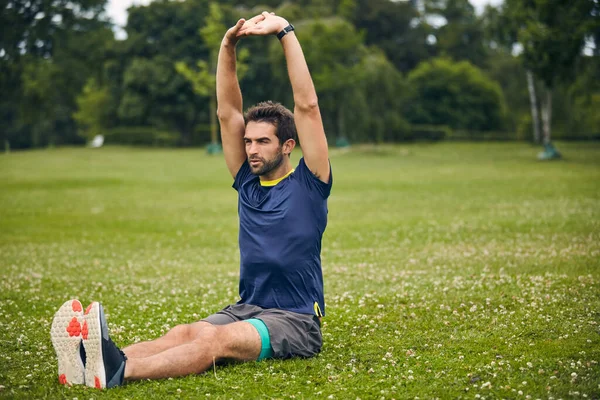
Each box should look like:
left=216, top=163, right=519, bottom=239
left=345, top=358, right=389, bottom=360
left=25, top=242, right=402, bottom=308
left=277, top=24, right=295, bottom=40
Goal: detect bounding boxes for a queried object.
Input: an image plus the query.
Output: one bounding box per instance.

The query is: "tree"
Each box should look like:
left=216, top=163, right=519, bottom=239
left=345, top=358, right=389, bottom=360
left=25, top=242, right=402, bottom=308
left=565, top=56, right=600, bottom=139
left=73, top=79, right=113, bottom=142
left=406, top=58, right=506, bottom=132
left=351, top=0, right=434, bottom=74
left=1, top=0, right=112, bottom=148
left=19, top=58, right=63, bottom=147
left=16, top=23, right=114, bottom=148
left=358, top=49, right=410, bottom=143
left=0, top=0, right=107, bottom=61
left=425, top=0, right=488, bottom=67
left=117, top=56, right=202, bottom=144
left=481, top=3, right=539, bottom=141
left=176, top=2, right=249, bottom=152
left=270, top=17, right=366, bottom=139
left=111, top=0, right=226, bottom=145
left=264, top=12, right=412, bottom=144
left=267, top=17, right=367, bottom=142
left=125, top=0, right=210, bottom=62
left=504, top=0, right=598, bottom=158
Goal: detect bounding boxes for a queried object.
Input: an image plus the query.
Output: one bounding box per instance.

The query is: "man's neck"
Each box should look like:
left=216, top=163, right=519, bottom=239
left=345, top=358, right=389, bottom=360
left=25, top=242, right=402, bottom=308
left=259, top=159, right=293, bottom=183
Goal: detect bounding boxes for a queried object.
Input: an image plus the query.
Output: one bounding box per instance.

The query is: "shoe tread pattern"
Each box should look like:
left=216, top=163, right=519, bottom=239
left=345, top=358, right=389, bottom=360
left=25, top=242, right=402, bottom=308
left=50, top=300, right=85, bottom=385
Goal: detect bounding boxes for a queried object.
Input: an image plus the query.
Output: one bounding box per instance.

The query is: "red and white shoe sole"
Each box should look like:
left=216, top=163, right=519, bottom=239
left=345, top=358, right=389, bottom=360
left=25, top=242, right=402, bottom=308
left=50, top=299, right=85, bottom=385
left=82, top=302, right=107, bottom=389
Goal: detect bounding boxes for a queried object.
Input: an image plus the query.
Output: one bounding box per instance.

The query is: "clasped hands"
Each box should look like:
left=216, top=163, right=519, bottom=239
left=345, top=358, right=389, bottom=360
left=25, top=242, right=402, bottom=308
left=225, top=12, right=289, bottom=44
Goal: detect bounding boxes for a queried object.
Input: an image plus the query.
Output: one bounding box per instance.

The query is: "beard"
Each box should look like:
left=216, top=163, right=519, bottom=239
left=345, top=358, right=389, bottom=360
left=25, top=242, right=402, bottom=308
left=249, top=149, right=284, bottom=176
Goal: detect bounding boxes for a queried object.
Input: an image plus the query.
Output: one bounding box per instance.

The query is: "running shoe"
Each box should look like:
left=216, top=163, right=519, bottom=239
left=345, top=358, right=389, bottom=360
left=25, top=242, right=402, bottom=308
left=50, top=299, right=85, bottom=385
left=82, top=302, right=127, bottom=389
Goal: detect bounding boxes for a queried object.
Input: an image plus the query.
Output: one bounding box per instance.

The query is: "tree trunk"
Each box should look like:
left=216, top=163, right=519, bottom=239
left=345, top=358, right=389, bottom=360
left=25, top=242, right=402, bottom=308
left=541, top=86, right=552, bottom=145
left=526, top=70, right=541, bottom=144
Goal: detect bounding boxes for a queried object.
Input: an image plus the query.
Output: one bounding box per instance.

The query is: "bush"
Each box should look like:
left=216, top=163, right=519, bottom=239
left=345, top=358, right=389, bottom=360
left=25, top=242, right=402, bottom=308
left=407, top=58, right=507, bottom=132
left=104, top=127, right=179, bottom=147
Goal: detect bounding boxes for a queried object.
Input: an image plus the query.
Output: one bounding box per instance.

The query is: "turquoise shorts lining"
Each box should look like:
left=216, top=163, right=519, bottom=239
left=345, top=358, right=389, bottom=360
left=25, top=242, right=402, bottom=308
left=246, top=318, right=274, bottom=361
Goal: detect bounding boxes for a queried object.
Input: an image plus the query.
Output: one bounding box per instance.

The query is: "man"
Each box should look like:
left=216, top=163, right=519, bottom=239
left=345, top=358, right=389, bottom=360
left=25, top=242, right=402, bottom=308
left=50, top=11, right=332, bottom=389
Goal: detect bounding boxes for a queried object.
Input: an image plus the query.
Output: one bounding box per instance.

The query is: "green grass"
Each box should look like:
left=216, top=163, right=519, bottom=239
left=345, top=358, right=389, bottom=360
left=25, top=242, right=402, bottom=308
left=1, top=142, right=599, bottom=399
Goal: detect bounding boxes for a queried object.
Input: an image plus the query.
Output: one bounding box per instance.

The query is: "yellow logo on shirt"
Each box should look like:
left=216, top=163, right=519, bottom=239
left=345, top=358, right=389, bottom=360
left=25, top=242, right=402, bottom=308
left=314, top=302, right=323, bottom=317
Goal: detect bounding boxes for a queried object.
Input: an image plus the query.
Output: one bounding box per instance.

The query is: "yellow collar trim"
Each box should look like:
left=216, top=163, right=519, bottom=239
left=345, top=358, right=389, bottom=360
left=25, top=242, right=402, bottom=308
left=260, top=169, right=295, bottom=187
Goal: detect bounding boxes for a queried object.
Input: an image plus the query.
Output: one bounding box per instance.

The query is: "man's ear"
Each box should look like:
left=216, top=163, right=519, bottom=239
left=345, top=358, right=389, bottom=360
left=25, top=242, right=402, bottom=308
left=283, top=138, right=296, bottom=156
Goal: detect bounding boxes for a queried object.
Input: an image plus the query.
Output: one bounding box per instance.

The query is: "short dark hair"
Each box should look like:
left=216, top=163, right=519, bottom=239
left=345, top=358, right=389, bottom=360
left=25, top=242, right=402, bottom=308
left=245, top=101, right=297, bottom=145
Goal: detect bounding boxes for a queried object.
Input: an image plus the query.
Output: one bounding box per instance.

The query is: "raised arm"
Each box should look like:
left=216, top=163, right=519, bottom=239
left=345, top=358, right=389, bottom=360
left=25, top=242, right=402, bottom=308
left=216, top=19, right=249, bottom=178
left=239, top=13, right=330, bottom=183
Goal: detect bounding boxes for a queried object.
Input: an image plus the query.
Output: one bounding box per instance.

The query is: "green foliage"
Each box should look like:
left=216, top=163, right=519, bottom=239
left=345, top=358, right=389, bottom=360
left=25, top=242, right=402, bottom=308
left=358, top=50, right=411, bottom=142
left=560, top=57, right=600, bottom=139
left=427, top=0, right=488, bottom=67
left=480, top=2, right=518, bottom=52
left=484, top=52, right=530, bottom=134
left=407, top=58, right=506, bottom=132
left=351, top=0, right=433, bottom=73
left=269, top=17, right=368, bottom=140
left=337, top=0, right=357, bottom=20
left=0, top=0, right=114, bottom=149
left=175, top=2, right=250, bottom=146
left=279, top=18, right=410, bottom=144
left=509, top=0, right=597, bottom=88
left=571, top=93, right=600, bottom=138
left=200, top=3, right=227, bottom=56
left=0, top=60, right=25, bottom=148
left=2, top=0, right=599, bottom=148
left=268, top=16, right=409, bottom=143
left=175, top=60, right=214, bottom=97
left=125, top=0, right=210, bottom=62
left=292, top=18, right=366, bottom=93
left=73, top=79, right=113, bottom=141
left=118, top=58, right=157, bottom=125
left=498, top=0, right=599, bottom=146
left=118, top=56, right=201, bottom=144
left=0, top=0, right=107, bottom=61
left=176, top=3, right=250, bottom=97
left=19, top=58, right=63, bottom=147
left=516, top=113, right=534, bottom=142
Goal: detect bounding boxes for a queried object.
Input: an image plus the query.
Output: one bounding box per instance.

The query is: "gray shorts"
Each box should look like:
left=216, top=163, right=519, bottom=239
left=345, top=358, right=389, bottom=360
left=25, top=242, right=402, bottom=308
left=202, top=303, right=322, bottom=359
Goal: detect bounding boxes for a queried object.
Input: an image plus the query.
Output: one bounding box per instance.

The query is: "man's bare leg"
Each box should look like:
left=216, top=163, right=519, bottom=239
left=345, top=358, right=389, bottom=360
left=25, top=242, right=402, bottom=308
left=124, top=321, right=261, bottom=380
left=122, top=321, right=214, bottom=359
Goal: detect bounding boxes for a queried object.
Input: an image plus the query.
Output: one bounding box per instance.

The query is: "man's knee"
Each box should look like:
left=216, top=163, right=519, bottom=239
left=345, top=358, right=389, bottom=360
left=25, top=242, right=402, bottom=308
left=195, top=322, right=261, bottom=361
left=166, top=324, right=195, bottom=342
left=191, top=324, right=222, bottom=356
left=167, top=321, right=214, bottom=342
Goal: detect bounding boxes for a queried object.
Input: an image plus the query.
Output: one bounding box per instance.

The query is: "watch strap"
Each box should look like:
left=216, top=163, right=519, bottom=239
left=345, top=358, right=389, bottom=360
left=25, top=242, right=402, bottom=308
left=277, top=24, right=295, bottom=40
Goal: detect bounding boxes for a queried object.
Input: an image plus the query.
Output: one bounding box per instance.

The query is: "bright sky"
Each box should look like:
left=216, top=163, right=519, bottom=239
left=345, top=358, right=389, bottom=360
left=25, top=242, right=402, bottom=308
left=105, top=0, right=504, bottom=32
left=106, top=0, right=151, bottom=28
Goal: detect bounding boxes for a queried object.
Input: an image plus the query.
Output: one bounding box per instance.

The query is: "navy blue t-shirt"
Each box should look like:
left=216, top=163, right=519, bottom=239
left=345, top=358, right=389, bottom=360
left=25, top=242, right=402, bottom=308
left=233, top=157, right=332, bottom=316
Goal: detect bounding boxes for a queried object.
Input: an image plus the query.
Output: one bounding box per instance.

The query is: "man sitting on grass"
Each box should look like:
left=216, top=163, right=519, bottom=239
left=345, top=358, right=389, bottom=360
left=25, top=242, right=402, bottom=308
left=50, top=11, right=332, bottom=389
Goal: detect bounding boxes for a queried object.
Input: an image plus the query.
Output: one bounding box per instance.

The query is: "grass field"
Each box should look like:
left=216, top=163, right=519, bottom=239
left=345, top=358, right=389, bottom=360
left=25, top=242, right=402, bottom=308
left=1, top=142, right=599, bottom=399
